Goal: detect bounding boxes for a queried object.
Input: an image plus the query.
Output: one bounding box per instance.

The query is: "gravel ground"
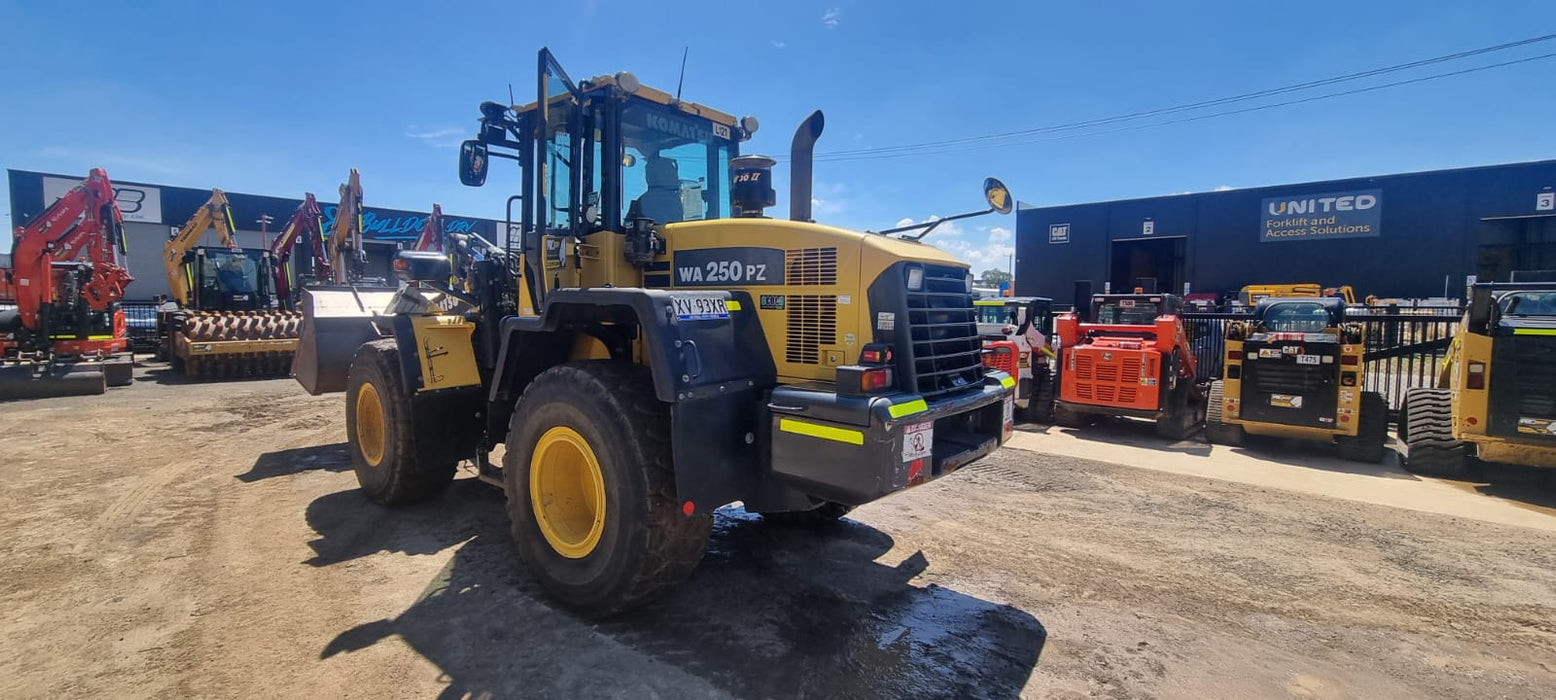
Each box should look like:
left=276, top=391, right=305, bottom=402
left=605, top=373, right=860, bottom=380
left=1, top=364, right=1553, bottom=698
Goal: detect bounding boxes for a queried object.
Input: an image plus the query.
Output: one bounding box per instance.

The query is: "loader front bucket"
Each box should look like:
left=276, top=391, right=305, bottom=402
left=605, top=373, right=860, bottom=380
left=292, top=285, right=398, bottom=395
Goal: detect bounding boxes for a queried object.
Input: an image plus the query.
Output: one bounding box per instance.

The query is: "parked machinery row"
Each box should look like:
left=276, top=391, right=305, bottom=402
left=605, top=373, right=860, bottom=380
left=987, top=283, right=1556, bottom=472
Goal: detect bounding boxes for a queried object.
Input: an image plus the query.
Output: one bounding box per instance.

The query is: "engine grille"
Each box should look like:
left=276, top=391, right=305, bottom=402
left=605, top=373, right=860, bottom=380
left=1249, top=364, right=1329, bottom=395
left=785, top=295, right=837, bottom=364
left=905, top=265, right=982, bottom=398
left=1514, top=337, right=1556, bottom=417
left=786, top=247, right=838, bottom=286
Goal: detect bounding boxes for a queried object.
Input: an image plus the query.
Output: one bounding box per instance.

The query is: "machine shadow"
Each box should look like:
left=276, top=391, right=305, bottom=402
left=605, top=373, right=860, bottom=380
left=238, top=442, right=353, bottom=482
left=1468, top=461, right=1556, bottom=514
left=319, top=504, right=1046, bottom=699
left=1226, top=434, right=1416, bottom=479
left=1062, top=418, right=1214, bottom=457
left=302, top=479, right=502, bottom=567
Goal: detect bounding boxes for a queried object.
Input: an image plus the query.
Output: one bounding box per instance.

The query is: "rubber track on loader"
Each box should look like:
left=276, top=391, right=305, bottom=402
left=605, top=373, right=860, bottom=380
left=177, top=310, right=302, bottom=378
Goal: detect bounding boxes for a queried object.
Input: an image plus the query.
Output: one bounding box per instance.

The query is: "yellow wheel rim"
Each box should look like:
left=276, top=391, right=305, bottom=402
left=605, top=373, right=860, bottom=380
left=530, top=426, right=606, bottom=559
left=355, top=382, right=386, bottom=467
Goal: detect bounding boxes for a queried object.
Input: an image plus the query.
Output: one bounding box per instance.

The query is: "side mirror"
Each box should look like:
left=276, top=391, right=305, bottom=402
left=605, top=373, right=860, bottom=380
left=984, top=177, right=1013, bottom=215
left=459, top=140, right=489, bottom=187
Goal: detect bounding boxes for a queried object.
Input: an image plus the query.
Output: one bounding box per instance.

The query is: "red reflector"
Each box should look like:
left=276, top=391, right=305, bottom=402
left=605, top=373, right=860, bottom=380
left=1466, top=416, right=1478, bottom=426
left=1468, top=375, right=1484, bottom=390
left=1340, top=414, right=1350, bottom=423
left=862, top=349, right=883, bottom=363
left=861, top=368, right=893, bottom=393
left=1341, top=355, right=1359, bottom=366
left=681, top=501, right=695, bottom=515
left=908, top=458, right=925, bottom=482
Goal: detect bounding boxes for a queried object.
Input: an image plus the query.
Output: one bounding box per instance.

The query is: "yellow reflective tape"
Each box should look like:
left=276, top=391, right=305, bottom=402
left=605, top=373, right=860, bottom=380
left=1513, top=328, right=1556, bottom=336
left=888, top=398, right=928, bottom=418
left=778, top=418, right=864, bottom=445
left=726, top=300, right=742, bottom=311
left=1000, top=375, right=1016, bottom=389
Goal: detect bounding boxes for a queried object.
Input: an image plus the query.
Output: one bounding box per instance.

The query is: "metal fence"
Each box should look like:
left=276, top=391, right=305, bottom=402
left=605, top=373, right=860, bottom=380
left=123, top=302, right=161, bottom=352
left=1183, top=305, right=1464, bottom=414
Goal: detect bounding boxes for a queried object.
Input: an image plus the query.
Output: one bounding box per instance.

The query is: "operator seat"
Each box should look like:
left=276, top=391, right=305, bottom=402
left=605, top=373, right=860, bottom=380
left=633, top=156, right=685, bottom=225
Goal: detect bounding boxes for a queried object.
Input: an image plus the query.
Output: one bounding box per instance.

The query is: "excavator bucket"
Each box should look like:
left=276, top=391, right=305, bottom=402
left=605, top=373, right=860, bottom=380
left=292, top=285, right=398, bottom=395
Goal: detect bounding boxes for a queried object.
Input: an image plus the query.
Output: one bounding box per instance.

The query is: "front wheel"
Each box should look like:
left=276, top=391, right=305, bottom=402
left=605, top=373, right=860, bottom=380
left=504, top=362, right=712, bottom=617
left=1018, top=371, right=1056, bottom=423
left=1204, top=380, right=1245, bottom=447
left=346, top=339, right=455, bottom=505
left=1336, top=391, right=1388, bottom=463
left=1398, top=388, right=1467, bottom=477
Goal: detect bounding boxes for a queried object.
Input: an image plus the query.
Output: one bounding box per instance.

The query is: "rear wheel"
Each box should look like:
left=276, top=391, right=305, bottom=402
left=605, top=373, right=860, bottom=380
left=346, top=339, right=456, bottom=505
left=1336, top=391, right=1388, bottom=463
left=1204, top=380, right=1245, bottom=446
left=505, top=361, right=712, bottom=617
left=1398, top=388, right=1467, bottom=477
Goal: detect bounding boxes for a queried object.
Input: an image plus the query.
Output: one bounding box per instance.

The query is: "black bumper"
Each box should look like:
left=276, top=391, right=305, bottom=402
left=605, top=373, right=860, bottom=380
left=765, top=372, right=1014, bottom=506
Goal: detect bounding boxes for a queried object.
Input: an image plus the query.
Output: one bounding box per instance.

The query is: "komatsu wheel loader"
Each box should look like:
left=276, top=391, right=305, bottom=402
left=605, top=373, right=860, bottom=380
left=294, top=48, right=1018, bottom=615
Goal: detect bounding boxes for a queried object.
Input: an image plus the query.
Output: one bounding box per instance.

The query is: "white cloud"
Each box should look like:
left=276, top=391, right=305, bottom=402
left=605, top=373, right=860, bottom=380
left=893, top=215, right=1012, bottom=270
left=1213, top=184, right=1235, bottom=192
left=822, top=7, right=841, bottom=28
left=771, top=40, right=787, bottom=48
left=405, top=126, right=465, bottom=148
left=811, top=197, right=844, bottom=217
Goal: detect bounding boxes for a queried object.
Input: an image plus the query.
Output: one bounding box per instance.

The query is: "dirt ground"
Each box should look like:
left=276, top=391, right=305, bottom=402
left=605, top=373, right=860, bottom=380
left=2, top=363, right=1555, bottom=698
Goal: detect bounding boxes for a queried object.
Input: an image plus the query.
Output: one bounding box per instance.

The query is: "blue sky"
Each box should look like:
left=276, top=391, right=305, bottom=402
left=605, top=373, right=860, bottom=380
left=4, top=1, right=1555, bottom=270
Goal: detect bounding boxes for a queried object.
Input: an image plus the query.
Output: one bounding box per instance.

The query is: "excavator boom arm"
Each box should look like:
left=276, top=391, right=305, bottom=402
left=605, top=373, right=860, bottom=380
left=8, top=168, right=131, bottom=330
left=268, top=193, right=328, bottom=307
left=162, top=189, right=238, bottom=307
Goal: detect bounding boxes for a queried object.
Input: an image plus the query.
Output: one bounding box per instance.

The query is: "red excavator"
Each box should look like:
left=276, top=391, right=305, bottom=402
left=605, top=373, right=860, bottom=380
left=267, top=192, right=332, bottom=311
left=0, top=168, right=136, bottom=399
left=414, top=203, right=444, bottom=252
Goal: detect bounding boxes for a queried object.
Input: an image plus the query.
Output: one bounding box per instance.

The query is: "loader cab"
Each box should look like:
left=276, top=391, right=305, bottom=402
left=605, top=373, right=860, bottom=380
left=459, top=49, right=747, bottom=304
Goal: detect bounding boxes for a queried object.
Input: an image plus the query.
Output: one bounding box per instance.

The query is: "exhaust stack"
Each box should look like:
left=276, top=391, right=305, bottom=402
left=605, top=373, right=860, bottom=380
left=789, top=110, right=825, bottom=222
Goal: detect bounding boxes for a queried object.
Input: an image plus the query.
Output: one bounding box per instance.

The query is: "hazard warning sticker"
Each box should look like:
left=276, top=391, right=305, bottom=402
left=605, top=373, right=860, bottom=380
left=903, top=421, right=934, bottom=463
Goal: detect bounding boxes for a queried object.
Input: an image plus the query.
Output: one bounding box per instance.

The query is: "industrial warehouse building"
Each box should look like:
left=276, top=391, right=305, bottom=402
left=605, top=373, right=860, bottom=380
left=1014, top=159, right=1556, bottom=305
left=6, top=169, right=503, bottom=302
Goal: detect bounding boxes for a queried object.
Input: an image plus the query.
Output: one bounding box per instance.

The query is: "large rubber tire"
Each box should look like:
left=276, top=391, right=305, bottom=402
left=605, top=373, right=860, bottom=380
left=1019, top=371, right=1056, bottom=423
left=761, top=501, right=854, bottom=527
left=345, top=339, right=456, bottom=505
left=1336, top=391, right=1388, bottom=463
left=1398, top=388, right=1467, bottom=477
left=1204, top=380, right=1245, bottom=446
left=504, top=361, right=712, bottom=617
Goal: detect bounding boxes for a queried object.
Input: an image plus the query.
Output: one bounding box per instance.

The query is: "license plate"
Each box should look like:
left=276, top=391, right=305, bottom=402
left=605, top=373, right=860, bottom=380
left=1269, top=393, right=1304, bottom=409
left=904, top=421, right=934, bottom=463
left=671, top=295, right=729, bottom=320
left=1296, top=354, right=1320, bottom=365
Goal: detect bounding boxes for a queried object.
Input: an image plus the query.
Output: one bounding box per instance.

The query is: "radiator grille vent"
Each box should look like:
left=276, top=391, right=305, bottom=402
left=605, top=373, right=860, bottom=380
left=785, top=295, right=837, bottom=364
left=786, top=247, right=838, bottom=286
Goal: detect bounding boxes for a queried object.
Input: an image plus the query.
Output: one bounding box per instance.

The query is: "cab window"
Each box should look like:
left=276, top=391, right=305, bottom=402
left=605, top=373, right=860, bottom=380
left=1263, top=302, right=1333, bottom=333
left=1501, top=291, right=1556, bottom=316
left=620, top=103, right=732, bottom=224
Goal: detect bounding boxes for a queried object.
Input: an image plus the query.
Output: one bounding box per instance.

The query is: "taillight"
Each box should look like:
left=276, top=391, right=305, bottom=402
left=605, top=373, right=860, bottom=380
left=1341, top=355, right=1359, bottom=366
left=861, top=343, right=894, bottom=365
left=838, top=364, right=895, bottom=396
left=860, top=367, right=893, bottom=393
left=1467, top=362, right=1485, bottom=390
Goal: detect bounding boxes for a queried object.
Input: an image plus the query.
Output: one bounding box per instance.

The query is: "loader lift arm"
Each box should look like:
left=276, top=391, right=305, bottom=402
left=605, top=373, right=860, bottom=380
left=163, top=189, right=239, bottom=308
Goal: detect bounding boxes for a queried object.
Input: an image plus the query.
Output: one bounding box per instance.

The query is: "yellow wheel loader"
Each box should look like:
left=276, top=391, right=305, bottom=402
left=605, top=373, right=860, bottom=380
left=1398, top=279, right=1556, bottom=476
left=294, top=48, right=1018, bottom=615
